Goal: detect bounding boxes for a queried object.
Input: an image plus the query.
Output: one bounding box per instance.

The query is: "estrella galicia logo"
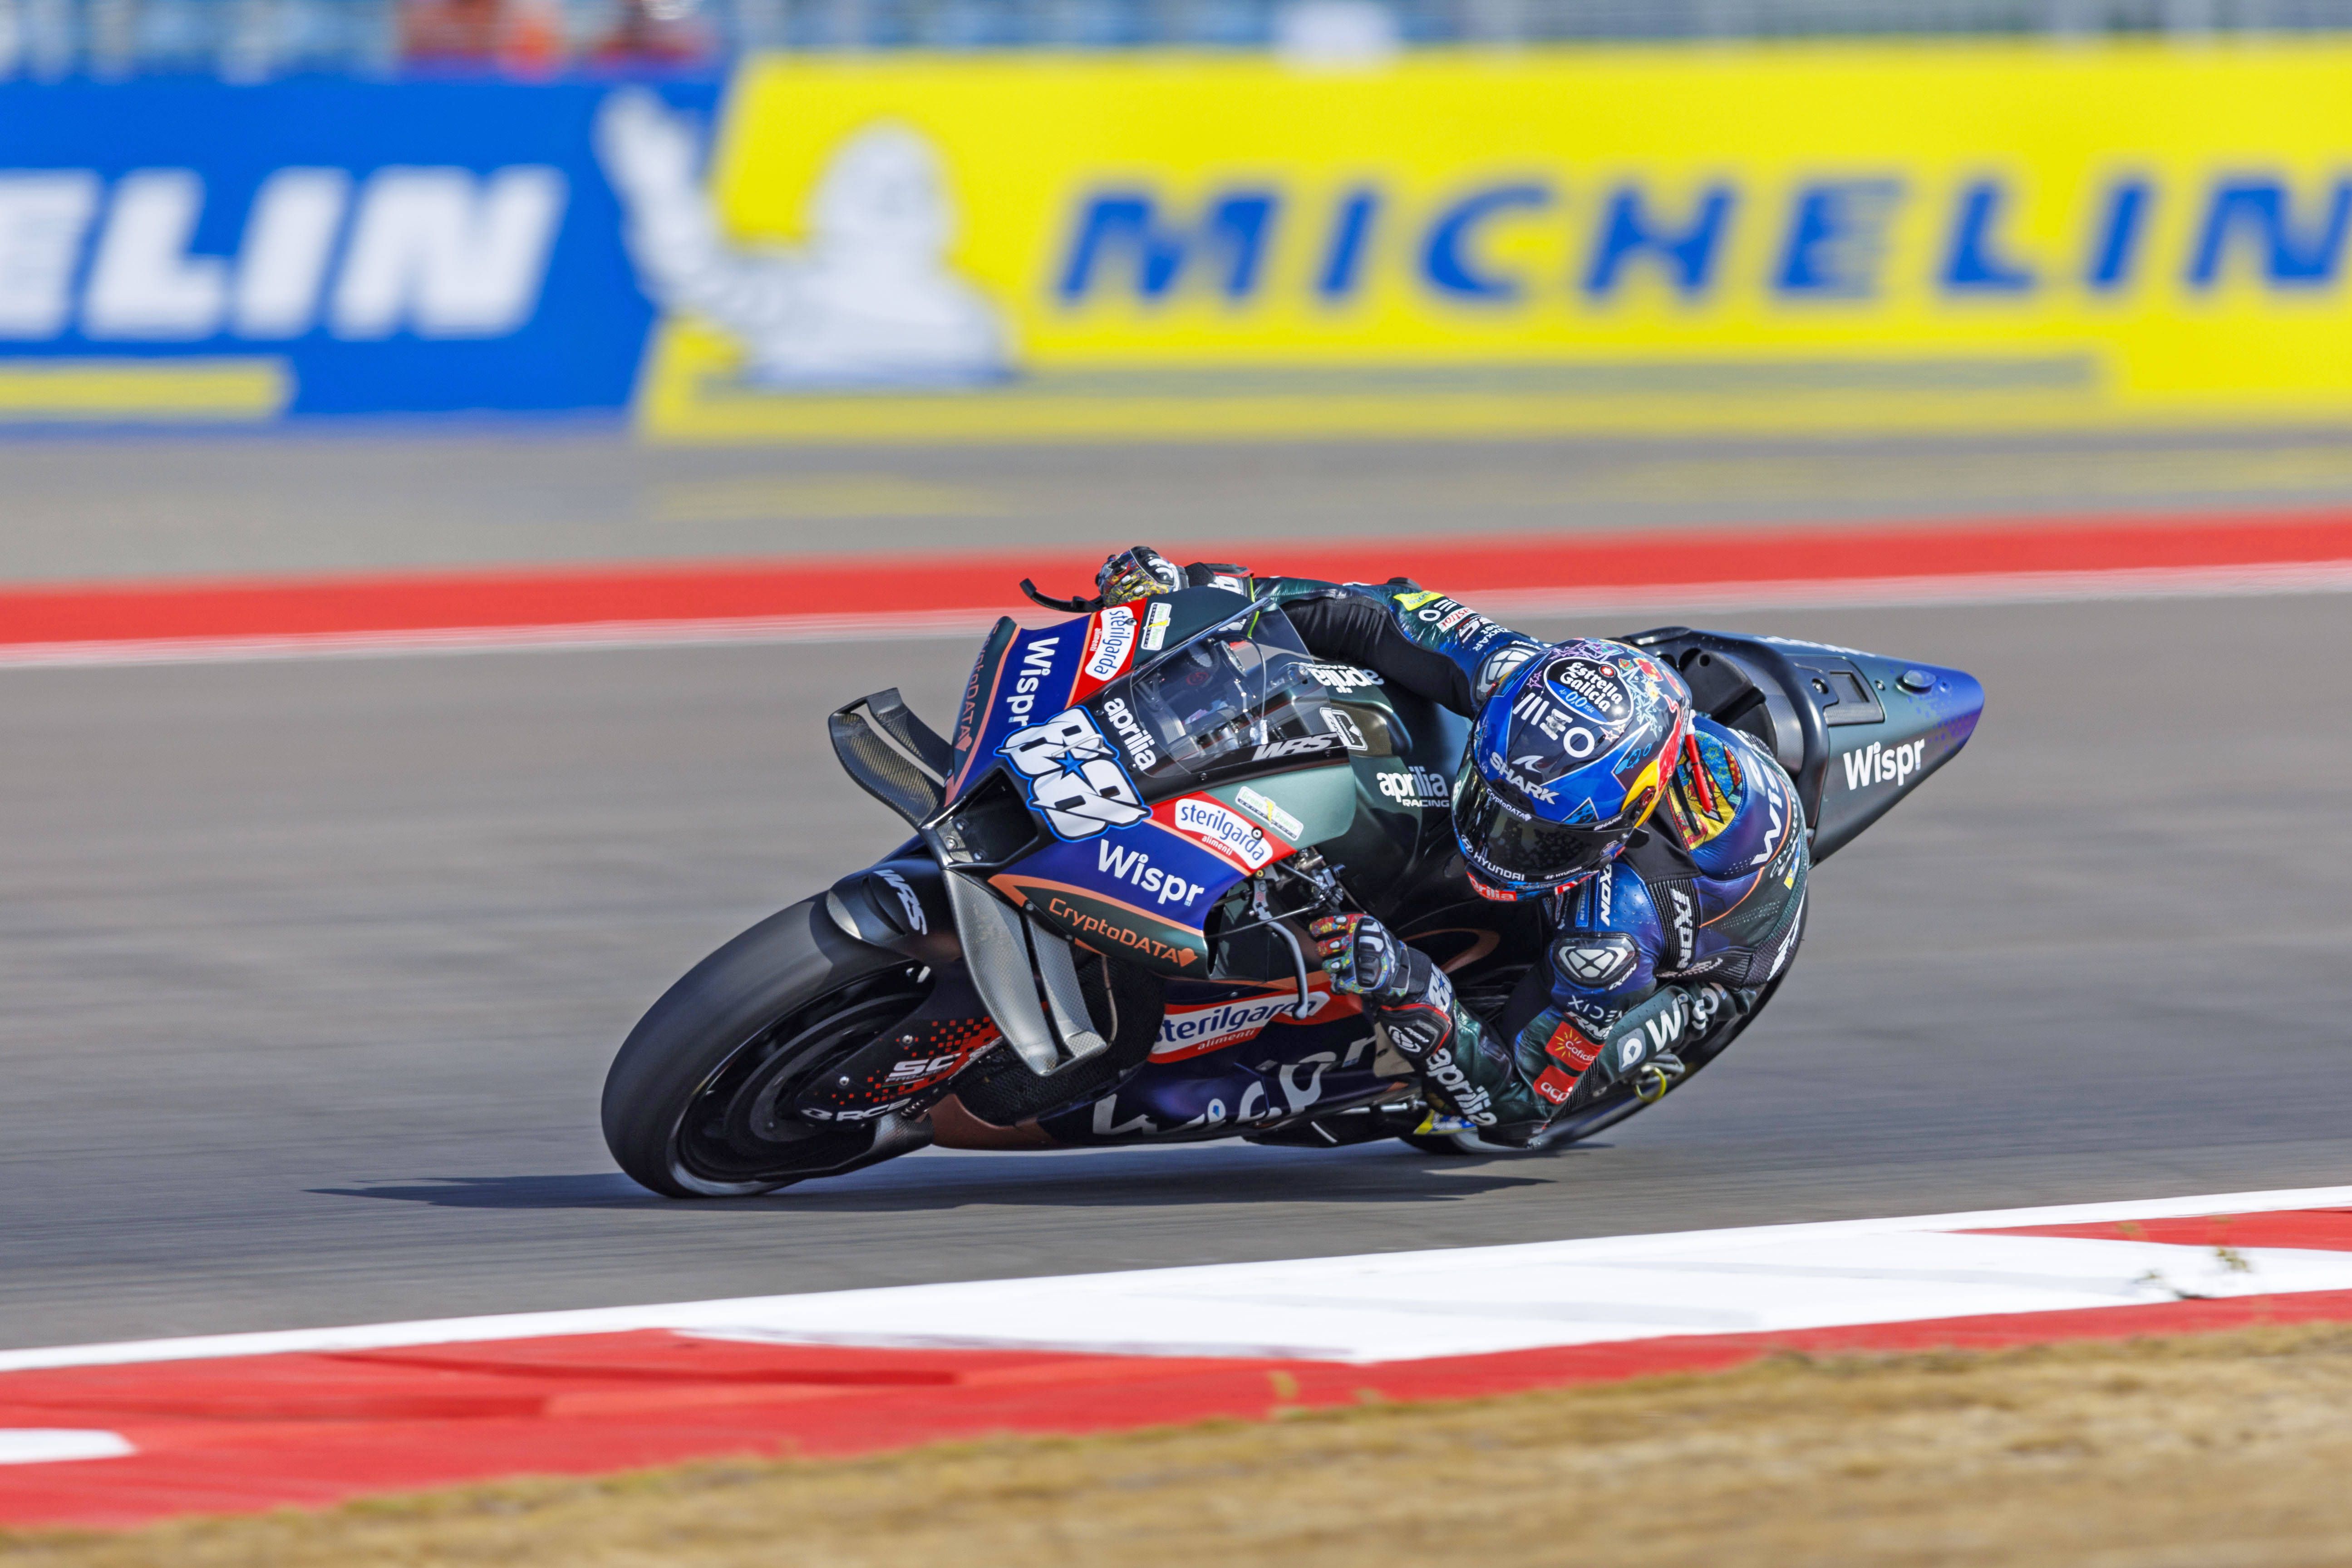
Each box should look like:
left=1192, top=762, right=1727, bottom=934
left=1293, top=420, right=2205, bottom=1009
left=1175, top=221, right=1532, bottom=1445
left=1545, top=654, right=1633, bottom=730
left=999, top=706, right=1149, bottom=841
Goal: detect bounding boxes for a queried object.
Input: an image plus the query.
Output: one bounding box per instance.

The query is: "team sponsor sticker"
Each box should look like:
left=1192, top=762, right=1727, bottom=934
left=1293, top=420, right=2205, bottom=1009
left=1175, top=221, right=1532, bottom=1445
left=1232, top=784, right=1304, bottom=840
left=1546, top=654, right=1634, bottom=728
left=1151, top=986, right=1339, bottom=1061
left=1300, top=663, right=1383, bottom=692
left=1099, top=693, right=1159, bottom=771
left=1083, top=604, right=1137, bottom=683
left=999, top=707, right=1149, bottom=841
left=1168, top=795, right=1279, bottom=870
left=1141, top=599, right=1173, bottom=652
left=1375, top=765, right=1451, bottom=808
left=1840, top=736, right=1928, bottom=793
left=1252, top=734, right=1345, bottom=761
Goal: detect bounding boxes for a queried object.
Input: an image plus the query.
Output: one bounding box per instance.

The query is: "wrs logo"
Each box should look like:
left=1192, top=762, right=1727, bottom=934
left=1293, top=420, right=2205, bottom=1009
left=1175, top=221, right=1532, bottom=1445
left=0, top=166, right=566, bottom=343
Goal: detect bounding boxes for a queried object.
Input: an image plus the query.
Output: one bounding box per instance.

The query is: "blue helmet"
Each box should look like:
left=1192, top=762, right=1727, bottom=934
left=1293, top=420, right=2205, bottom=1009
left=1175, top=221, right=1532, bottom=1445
left=1452, top=639, right=1693, bottom=898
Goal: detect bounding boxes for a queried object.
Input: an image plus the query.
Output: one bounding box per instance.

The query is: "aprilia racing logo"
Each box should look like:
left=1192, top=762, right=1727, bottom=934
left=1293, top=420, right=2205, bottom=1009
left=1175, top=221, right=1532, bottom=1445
left=999, top=707, right=1148, bottom=841
left=1376, top=766, right=1451, bottom=808
left=1101, top=695, right=1158, bottom=771
left=1300, top=664, right=1383, bottom=692
left=1421, top=1045, right=1497, bottom=1126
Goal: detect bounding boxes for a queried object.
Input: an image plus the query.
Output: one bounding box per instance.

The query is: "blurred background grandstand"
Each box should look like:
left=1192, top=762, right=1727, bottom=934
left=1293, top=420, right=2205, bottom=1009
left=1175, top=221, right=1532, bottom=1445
left=6, top=0, right=2352, bottom=79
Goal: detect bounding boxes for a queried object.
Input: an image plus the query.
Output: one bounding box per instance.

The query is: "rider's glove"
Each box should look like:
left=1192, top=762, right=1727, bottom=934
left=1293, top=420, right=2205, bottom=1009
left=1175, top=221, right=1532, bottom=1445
left=1309, top=913, right=1423, bottom=1008
left=1599, top=982, right=1737, bottom=1102
left=1096, top=546, right=1184, bottom=607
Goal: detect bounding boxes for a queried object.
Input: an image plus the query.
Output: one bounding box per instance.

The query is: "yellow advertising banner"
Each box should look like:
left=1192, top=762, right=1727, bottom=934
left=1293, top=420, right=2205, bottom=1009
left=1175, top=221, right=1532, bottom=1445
left=617, top=44, right=2352, bottom=439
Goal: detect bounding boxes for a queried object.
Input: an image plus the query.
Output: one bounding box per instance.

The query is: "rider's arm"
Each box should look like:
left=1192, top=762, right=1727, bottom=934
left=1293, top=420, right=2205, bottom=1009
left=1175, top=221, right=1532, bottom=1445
left=1279, top=590, right=1484, bottom=716
left=1310, top=913, right=1561, bottom=1138
left=1314, top=899, right=1744, bottom=1144
left=1253, top=575, right=1545, bottom=719
left=1533, top=859, right=1757, bottom=1102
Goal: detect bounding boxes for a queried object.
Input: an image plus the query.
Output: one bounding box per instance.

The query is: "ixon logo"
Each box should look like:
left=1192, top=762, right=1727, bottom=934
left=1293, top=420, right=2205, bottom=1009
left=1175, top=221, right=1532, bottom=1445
left=0, top=166, right=565, bottom=342
left=1054, top=175, right=2352, bottom=306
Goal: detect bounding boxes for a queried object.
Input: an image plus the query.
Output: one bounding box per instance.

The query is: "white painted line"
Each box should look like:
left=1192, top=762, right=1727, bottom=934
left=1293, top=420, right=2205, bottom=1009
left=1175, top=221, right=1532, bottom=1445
left=0, top=1430, right=135, bottom=1466
left=3, top=560, right=2349, bottom=669
left=3, top=1184, right=2349, bottom=1373
left=682, top=1228, right=2349, bottom=1364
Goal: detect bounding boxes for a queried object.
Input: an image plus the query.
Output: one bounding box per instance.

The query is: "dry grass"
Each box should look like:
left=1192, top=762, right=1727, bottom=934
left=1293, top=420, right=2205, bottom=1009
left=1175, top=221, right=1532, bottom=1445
left=15, top=1322, right=2352, bottom=1567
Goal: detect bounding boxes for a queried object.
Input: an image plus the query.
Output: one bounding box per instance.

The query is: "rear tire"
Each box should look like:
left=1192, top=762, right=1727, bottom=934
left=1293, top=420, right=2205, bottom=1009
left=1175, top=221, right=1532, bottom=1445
left=601, top=896, right=929, bottom=1198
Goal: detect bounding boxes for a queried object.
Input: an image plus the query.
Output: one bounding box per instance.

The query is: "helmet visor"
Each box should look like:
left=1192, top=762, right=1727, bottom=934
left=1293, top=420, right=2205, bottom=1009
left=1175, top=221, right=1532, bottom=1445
left=1452, top=767, right=1626, bottom=891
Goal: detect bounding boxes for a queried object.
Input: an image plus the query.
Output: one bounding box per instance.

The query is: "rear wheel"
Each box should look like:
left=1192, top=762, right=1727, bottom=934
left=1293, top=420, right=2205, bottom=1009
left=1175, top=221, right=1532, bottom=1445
left=602, top=896, right=930, bottom=1197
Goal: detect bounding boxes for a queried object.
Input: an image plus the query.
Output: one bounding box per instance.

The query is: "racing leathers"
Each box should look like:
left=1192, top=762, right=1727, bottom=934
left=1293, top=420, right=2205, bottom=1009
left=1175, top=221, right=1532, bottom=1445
left=1254, top=568, right=1812, bottom=1143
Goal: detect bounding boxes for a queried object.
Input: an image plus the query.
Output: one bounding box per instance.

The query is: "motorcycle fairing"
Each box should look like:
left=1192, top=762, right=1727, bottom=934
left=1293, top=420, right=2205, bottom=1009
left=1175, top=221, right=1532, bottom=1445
left=791, top=965, right=1003, bottom=1125
left=1148, top=972, right=1367, bottom=1063
left=1790, top=644, right=1983, bottom=861
left=945, top=617, right=1090, bottom=804
left=1629, top=628, right=1984, bottom=861
left=944, top=587, right=1266, bottom=806
left=987, top=820, right=1236, bottom=974
left=1068, top=601, right=1144, bottom=703
left=1038, top=1004, right=1395, bottom=1145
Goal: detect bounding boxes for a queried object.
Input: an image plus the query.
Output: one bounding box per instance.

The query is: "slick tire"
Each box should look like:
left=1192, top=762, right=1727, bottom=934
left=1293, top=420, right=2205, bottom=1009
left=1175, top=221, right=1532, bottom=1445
left=602, top=895, right=928, bottom=1199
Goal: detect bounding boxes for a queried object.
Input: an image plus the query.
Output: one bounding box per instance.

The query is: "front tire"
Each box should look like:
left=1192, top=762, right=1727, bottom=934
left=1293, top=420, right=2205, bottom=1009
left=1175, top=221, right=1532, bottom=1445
left=602, top=896, right=929, bottom=1197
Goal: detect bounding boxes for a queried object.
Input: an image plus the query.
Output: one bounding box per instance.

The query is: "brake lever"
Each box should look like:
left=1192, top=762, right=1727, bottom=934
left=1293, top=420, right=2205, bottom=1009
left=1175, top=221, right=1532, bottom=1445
left=1019, top=579, right=1100, bottom=614
left=1240, top=873, right=1316, bottom=1019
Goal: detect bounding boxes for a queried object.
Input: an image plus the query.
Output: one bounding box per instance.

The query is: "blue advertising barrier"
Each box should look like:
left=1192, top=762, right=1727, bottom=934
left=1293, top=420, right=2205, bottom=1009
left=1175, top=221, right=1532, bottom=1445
left=0, top=79, right=715, bottom=418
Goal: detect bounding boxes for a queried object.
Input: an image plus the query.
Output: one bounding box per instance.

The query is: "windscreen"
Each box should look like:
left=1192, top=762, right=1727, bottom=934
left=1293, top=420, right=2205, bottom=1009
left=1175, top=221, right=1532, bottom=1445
left=1123, top=609, right=1370, bottom=776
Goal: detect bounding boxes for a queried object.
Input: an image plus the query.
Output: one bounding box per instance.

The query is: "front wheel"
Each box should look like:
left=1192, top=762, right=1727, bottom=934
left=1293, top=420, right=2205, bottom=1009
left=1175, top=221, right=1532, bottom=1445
left=602, top=896, right=931, bottom=1197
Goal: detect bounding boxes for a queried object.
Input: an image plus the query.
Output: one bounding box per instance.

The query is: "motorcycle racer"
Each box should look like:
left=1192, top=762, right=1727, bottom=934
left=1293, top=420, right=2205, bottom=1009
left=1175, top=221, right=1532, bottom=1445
left=1093, top=546, right=1810, bottom=1144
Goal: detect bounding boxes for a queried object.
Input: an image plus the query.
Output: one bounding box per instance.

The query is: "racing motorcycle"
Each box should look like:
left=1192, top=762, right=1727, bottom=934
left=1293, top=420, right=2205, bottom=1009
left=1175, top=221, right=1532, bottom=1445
left=601, top=581, right=1983, bottom=1196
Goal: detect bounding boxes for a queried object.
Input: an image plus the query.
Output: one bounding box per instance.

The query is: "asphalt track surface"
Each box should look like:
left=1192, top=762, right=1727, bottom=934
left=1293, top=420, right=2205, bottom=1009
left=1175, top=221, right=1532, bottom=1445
left=5, top=572, right=2350, bottom=1353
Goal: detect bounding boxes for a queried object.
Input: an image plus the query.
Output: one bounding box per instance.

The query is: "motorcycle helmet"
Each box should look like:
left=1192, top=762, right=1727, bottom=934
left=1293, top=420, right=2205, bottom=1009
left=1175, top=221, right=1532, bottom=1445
left=1452, top=638, right=1693, bottom=899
